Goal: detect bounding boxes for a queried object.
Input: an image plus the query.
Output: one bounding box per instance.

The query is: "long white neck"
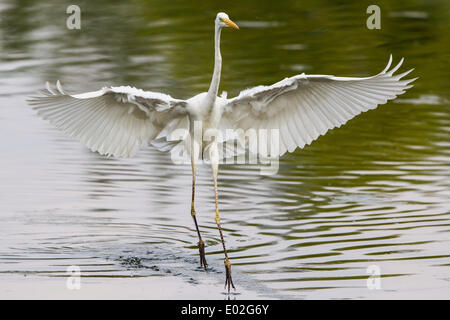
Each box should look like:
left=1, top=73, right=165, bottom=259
left=206, top=23, right=222, bottom=104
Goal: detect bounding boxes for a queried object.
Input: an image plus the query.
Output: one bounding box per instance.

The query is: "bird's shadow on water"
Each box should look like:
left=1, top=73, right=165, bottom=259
left=105, top=245, right=286, bottom=299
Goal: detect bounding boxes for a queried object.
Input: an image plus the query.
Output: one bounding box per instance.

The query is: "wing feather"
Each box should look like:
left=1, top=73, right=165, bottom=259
left=28, top=82, right=188, bottom=157
left=222, top=56, right=416, bottom=156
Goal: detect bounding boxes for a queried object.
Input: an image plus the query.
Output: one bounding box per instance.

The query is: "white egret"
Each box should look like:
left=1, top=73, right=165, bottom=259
left=28, top=12, right=416, bottom=293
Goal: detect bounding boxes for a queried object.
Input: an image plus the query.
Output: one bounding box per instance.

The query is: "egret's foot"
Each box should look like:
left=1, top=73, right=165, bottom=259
left=224, top=257, right=235, bottom=293
left=198, top=239, right=208, bottom=270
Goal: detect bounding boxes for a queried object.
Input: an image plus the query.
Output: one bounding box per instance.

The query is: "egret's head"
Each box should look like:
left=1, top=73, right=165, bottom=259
left=216, top=12, right=239, bottom=29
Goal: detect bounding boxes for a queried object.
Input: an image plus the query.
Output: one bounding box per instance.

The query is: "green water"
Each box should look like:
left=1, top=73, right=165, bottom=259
left=0, top=0, right=449, bottom=299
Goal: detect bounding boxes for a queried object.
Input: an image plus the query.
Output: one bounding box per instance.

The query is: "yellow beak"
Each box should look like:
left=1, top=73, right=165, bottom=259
left=223, top=18, right=239, bottom=29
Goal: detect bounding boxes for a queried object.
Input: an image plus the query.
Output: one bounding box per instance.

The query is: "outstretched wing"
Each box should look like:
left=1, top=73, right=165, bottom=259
left=28, top=81, right=188, bottom=157
left=222, top=55, right=417, bottom=156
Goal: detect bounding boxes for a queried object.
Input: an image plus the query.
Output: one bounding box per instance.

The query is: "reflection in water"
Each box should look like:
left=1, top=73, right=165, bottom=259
left=0, top=0, right=449, bottom=298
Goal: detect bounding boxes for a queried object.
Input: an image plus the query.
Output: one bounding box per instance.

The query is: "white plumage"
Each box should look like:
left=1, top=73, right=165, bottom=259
left=28, top=12, right=416, bottom=293
left=29, top=55, right=416, bottom=159
left=223, top=55, right=416, bottom=156
left=29, top=83, right=188, bottom=158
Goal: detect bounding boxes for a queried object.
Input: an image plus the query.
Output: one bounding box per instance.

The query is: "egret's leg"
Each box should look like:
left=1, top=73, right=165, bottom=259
left=191, top=152, right=208, bottom=270
left=212, top=161, right=235, bottom=293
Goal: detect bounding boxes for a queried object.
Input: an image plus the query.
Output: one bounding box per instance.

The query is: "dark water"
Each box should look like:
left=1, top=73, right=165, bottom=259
left=0, top=0, right=449, bottom=299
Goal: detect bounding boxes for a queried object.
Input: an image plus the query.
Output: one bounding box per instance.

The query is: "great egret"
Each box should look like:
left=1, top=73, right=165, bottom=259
left=28, top=12, right=416, bottom=293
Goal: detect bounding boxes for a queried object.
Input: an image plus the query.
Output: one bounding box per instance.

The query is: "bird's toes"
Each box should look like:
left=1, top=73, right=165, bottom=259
left=198, top=240, right=208, bottom=270
left=224, top=258, right=235, bottom=293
